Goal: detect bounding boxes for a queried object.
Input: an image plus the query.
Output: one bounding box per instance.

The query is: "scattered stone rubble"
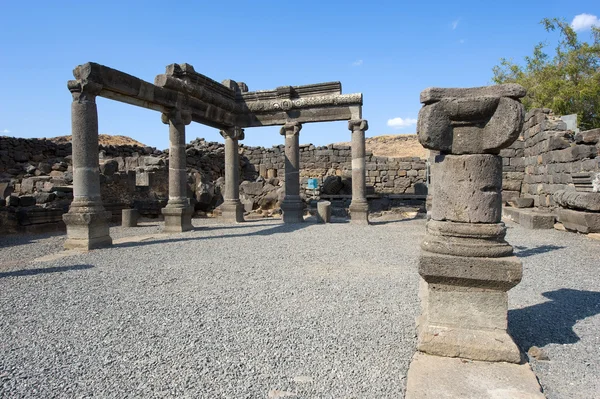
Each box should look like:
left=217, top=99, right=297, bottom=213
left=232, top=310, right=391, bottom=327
left=501, top=109, right=600, bottom=232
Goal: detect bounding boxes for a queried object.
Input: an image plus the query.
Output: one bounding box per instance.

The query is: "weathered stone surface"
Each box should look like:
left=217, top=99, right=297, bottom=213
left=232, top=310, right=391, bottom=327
left=417, top=84, right=525, bottom=154
left=18, top=195, right=36, bottom=207
left=508, top=197, right=534, bottom=208
left=100, top=159, right=118, bottom=176
left=316, top=201, right=331, bottom=223
left=554, top=189, right=600, bottom=212
left=405, top=352, right=544, bottom=399
left=422, top=220, right=513, bottom=258
left=431, top=154, right=502, bottom=223
left=122, top=208, right=139, bottom=227
left=420, top=84, right=527, bottom=104
left=557, top=208, right=600, bottom=233
left=502, top=207, right=556, bottom=229
left=574, top=128, right=600, bottom=144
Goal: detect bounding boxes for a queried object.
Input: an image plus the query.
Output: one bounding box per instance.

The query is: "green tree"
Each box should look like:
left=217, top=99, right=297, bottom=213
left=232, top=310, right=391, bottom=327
left=492, top=18, right=600, bottom=130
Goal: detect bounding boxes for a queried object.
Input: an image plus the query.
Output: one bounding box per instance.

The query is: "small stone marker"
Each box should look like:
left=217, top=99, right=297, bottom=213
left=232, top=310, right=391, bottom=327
left=317, top=201, right=331, bottom=223
left=122, top=208, right=139, bottom=227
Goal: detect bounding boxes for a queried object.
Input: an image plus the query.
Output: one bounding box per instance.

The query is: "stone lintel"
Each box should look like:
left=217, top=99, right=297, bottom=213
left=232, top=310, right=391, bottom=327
left=240, top=81, right=342, bottom=102
left=419, top=251, right=522, bottom=290
left=237, top=104, right=362, bottom=128
left=72, top=62, right=363, bottom=130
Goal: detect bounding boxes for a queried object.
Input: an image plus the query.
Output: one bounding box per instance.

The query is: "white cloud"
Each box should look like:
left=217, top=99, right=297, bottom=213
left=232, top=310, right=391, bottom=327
left=451, top=19, right=460, bottom=30
left=1, top=129, right=9, bottom=134
left=351, top=59, right=363, bottom=67
left=571, top=13, right=599, bottom=31
left=387, top=117, right=417, bottom=129
left=459, top=39, right=466, bottom=44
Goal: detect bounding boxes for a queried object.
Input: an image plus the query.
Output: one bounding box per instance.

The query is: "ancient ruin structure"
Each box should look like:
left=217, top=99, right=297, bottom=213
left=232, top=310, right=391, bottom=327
left=63, top=62, right=366, bottom=249
left=416, top=84, right=526, bottom=363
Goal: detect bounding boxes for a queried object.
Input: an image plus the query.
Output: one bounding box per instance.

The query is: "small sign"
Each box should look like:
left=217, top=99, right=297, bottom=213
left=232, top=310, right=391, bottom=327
left=307, top=178, right=318, bottom=189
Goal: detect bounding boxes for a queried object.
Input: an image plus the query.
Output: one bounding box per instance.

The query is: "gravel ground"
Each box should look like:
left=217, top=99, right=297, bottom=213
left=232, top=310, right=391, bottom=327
left=506, top=221, right=600, bottom=399
left=0, top=216, right=598, bottom=398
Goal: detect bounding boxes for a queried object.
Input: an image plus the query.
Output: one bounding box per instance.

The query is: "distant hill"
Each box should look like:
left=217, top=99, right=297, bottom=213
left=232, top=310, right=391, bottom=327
left=338, top=134, right=427, bottom=158
left=50, top=134, right=147, bottom=147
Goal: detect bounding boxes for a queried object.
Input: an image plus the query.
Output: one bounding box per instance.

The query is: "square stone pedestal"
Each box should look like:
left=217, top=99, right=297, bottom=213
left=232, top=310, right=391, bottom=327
left=63, top=210, right=113, bottom=250
left=281, top=199, right=304, bottom=223
left=417, top=251, right=523, bottom=363
left=220, top=200, right=245, bottom=223
left=161, top=206, right=193, bottom=233
left=349, top=201, right=369, bottom=224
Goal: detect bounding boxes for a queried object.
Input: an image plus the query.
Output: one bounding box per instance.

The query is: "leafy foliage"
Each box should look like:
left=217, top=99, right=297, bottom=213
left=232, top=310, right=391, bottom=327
left=492, top=18, right=600, bottom=130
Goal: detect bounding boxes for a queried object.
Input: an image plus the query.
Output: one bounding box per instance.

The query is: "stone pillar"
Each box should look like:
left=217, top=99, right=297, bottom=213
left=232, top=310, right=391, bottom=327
left=279, top=121, right=303, bottom=223
left=416, top=84, right=526, bottom=363
left=348, top=119, right=369, bottom=224
left=220, top=126, right=245, bottom=223
left=161, top=109, right=193, bottom=233
left=62, top=80, right=112, bottom=250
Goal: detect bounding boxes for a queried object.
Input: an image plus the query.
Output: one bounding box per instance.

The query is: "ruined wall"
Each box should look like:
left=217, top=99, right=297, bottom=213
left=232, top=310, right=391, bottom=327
left=241, top=144, right=427, bottom=197
left=500, top=109, right=600, bottom=208
left=1, top=136, right=427, bottom=234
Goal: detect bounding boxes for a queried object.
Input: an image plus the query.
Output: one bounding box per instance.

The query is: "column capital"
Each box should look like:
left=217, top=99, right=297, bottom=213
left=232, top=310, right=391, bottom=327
left=161, top=109, right=192, bottom=126
left=220, top=126, right=245, bottom=141
left=279, top=121, right=302, bottom=136
left=348, top=119, right=369, bottom=132
left=67, top=80, right=103, bottom=102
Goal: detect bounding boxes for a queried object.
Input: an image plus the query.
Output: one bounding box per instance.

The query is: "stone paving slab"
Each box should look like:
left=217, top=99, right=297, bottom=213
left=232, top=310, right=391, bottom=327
left=405, top=352, right=545, bottom=398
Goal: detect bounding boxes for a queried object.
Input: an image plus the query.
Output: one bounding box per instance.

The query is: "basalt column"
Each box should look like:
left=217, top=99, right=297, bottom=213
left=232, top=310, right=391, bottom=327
left=220, top=126, right=245, bottom=223
left=280, top=122, right=304, bottom=223
left=63, top=80, right=112, bottom=250
left=348, top=119, right=369, bottom=224
left=161, top=109, right=193, bottom=232
left=416, top=84, right=526, bottom=363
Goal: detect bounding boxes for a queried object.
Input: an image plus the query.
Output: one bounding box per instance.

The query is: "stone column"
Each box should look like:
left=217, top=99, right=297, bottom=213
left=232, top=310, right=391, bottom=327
left=348, top=119, right=369, bottom=224
left=416, top=84, right=526, bottom=363
left=62, top=80, right=112, bottom=250
left=279, top=121, right=303, bottom=223
left=220, top=126, right=245, bottom=223
left=161, top=109, right=193, bottom=233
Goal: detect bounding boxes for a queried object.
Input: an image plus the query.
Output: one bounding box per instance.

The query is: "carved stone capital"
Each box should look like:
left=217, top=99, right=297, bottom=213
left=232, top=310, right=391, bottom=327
left=417, top=84, right=526, bottom=155
left=220, top=126, right=245, bottom=141
left=348, top=119, right=369, bottom=132
left=279, top=121, right=302, bottom=136
left=161, top=109, right=192, bottom=126
left=67, top=80, right=103, bottom=102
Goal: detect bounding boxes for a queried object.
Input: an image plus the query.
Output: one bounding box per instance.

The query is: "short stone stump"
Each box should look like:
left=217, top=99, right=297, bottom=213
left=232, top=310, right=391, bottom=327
left=316, top=201, right=331, bottom=223
left=122, top=209, right=139, bottom=227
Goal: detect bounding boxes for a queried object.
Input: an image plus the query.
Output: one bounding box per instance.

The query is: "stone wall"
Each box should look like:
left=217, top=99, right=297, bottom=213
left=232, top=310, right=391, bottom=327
left=1, top=136, right=427, bottom=234
left=241, top=144, right=427, bottom=198
left=500, top=109, right=600, bottom=208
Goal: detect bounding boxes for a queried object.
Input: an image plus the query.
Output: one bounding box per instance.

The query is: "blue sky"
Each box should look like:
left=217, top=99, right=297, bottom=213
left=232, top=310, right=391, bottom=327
left=1, top=1, right=598, bottom=149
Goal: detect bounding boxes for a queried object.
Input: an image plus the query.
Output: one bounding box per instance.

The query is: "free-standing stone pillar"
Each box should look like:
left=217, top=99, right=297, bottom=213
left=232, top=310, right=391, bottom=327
left=348, top=119, right=369, bottom=224
left=279, top=121, right=303, bottom=223
left=416, top=84, right=526, bottom=363
left=161, top=109, right=193, bottom=233
left=62, top=80, right=112, bottom=250
left=220, top=126, right=245, bottom=223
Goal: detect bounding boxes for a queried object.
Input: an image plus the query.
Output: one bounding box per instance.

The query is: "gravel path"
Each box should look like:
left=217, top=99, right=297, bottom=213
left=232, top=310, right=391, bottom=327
left=0, top=217, right=598, bottom=398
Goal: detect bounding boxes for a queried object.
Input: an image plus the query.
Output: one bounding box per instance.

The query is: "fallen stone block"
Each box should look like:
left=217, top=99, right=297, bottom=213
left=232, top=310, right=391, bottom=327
left=557, top=208, right=600, bottom=233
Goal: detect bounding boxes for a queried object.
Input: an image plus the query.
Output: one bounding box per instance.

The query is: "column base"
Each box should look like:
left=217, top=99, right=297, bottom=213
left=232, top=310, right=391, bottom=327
left=162, top=206, right=193, bottom=233
left=63, top=207, right=113, bottom=250
left=221, top=200, right=245, bottom=223
left=417, top=252, right=523, bottom=363
left=349, top=201, right=369, bottom=224
left=281, top=197, right=304, bottom=223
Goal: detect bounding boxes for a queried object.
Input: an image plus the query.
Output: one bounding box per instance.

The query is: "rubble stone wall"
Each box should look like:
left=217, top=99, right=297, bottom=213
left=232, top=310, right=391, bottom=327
left=500, top=109, right=600, bottom=208
left=241, top=144, right=427, bottom=197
